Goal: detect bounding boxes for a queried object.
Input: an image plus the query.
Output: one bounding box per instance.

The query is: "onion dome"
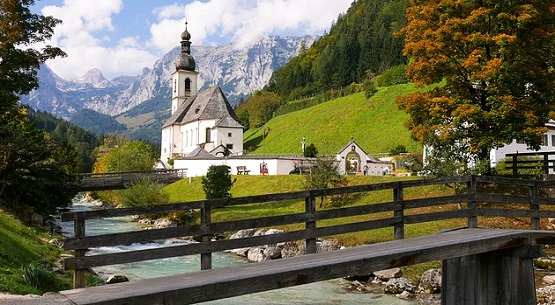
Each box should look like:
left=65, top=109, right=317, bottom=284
left=175, top=22, right=196, bottom=71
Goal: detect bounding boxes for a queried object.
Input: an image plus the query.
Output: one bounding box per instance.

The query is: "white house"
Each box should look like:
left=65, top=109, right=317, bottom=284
left=490, top=120, right=555, bottom=172
left=336, top=140, right=393, bottom=176
left=422, top=121, right=555, bottom=173
left=160, top=23, right=244, bottom=165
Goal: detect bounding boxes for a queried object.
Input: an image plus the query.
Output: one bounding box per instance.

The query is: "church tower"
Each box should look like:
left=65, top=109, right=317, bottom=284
left=171, top=22, right=199, bottom=114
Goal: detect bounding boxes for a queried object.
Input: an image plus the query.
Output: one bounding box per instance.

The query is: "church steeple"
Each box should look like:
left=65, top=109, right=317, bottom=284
left=171, top=21, right=199, bottom=115
left=175, top=21, right=196, bottom=71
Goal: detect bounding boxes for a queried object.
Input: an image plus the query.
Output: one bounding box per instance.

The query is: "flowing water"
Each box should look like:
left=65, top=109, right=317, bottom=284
left=58, top=197, right=419, bottom=305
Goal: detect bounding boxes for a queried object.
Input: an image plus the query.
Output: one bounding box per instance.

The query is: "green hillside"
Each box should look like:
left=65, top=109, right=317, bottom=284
left=0, top=212, right=71, bottom=294
left=243, top=83, right=421, bottom=156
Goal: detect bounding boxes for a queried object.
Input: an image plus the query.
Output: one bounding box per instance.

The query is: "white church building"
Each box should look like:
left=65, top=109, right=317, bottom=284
left=160, top=23, right=244, bottom=165
left=159, top=24, right=396, bottom=177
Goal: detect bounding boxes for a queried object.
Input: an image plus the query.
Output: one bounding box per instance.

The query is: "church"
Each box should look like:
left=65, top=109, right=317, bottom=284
left=160, top=23, right=244, bottom=165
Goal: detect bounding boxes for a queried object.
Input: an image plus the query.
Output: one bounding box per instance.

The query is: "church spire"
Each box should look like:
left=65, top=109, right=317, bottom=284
left=175, top=21, right=196, bottom=71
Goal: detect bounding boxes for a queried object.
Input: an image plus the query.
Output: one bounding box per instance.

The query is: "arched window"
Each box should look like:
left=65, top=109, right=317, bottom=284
left=205, top=128, right=211, bottom=143
left=185, top=78, right=191, bottom=93
left=173, top=80, right=176, bottom=93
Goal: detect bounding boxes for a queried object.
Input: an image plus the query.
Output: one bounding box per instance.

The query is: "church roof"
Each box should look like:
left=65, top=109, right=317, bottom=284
left=162, top=86, right=244, bottom=129
left=183, top=146, right=215, bottom=159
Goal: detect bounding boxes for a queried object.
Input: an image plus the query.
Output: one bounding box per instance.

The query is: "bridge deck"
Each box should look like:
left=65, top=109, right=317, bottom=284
left=60, top=228, right=555, bottom=305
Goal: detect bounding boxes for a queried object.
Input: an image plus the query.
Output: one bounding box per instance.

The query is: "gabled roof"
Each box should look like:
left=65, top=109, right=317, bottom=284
left=337, top=140, right=377, bottom=162
left=162, top=86, right=243, bottom=129
left=182, top=146, right=215, bottom=159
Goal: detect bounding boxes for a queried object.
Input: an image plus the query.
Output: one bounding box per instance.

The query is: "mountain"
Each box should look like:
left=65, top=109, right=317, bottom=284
left=20, top=35, right=316, bottom=127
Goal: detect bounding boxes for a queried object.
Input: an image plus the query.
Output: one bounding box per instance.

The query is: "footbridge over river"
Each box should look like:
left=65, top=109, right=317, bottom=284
left=59, top=175, right=555, bottom=305
left=75, top=169, right=187, bottom=191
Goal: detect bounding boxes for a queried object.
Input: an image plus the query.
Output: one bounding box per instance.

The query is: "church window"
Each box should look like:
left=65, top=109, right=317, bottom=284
left=173, top=80, right=176, bottom=93
left=206, top=128, right=211, bottom=143
left=228, top=132, right=232, bottom=137
left=185, top=78, right=191, bottom=93
left=226, top=144, right=233, bottom=150
left=186, top=131, right=188, bottom=146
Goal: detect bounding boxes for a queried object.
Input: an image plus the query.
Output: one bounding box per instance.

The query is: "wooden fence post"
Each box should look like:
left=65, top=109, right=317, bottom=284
left=305, top=192, right=317, bottom=254
left=73, top=214, right=86, bottom=289
left=529, top=182, right=540, bottom=230
left=467, top=176, right=478, bottom=228
left=544, top=154, right=550, bottom=175
left=512, top=154, right=518, bottom=175
left=394, top=182, right=404, bottom=240
left=201, top=202, right=212, bottom=270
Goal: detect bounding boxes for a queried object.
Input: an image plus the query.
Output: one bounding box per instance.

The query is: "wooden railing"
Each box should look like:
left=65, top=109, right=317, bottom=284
left=505, top=151, right=555, bottom=175
left=61, top=175, right=555, bottom=288
left=76, top=169, right=187, bottom=191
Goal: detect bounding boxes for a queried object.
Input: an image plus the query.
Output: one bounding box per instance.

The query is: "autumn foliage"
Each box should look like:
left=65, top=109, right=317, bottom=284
left=397, top=0, right=555, bottom=166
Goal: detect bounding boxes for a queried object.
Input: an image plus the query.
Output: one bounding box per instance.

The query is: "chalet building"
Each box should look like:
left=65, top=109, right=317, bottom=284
left=422, top=120, right=555, bottom=173
left=336, top=140, right=393, bottom=176
left=160, top=23, right=244, bottom=165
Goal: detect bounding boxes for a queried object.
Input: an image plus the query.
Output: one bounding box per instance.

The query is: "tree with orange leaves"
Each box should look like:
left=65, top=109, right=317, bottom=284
left=397, top=0, right=555, bottom=173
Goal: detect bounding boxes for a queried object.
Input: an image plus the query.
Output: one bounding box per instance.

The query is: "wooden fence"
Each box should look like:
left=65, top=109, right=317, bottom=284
left=61, top=175, right=555, bottom=288
left=505, top=151, right=555, bottom=175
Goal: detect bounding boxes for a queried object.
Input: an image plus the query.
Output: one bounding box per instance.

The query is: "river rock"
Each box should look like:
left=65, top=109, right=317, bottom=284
left=230, top=229, right=256, bottom=239
left=418, top=269, right=442, bottom=293
left=383, top=277, right=415, bottom=294
left=374, top=268, right=402, bottom=281
left=154, top=218, right=176, bottom=228
left=537, top=284, right=555, bottom=305
left=543, top=275, right=555, bottom=285
left=31, top=213, right=44, bottom=226
left=396, top=291, right=412, bottom=300
left=106, top=275, right=129, bottom=284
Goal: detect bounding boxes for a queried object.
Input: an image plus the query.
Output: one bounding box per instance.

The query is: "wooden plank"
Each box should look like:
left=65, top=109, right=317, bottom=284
left=477, top=208, right=555, bottom=219
left=60, top=229, right=555, bottom=305
left=404, top=209, right=472, bottom=225
left=64, top=217, right=402, bottom=270
left=64, top=202, right=402, bottom=250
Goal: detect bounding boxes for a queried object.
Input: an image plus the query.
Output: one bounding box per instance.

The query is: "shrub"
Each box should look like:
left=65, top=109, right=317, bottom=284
left=202, top=165, right=235, bottom=199
left=21, top=262, right=60, bottom=292
left=120, top=177, right=169, bottom=208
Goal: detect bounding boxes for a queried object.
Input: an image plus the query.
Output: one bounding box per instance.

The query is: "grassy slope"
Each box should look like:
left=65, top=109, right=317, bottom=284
left=243, top=84, right=422, bottom=155
left=0, top=212, right=70, bottom=294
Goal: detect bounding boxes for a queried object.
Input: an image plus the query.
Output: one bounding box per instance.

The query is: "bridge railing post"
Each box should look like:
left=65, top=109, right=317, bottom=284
left=393, top=182, right=404, bottom=240
left=529, top=182, right=540, bottom=230
left=73, top=213, right=86, bottom=288
left=467, top=175, right=478, bottom=228
left=201, top=201, right=212, bottom=270
left=305, top=191, right=317, bottom=254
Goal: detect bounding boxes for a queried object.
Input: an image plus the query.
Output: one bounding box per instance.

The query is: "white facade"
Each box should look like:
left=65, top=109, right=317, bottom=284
left=490, top=122, right=555, bottom=171
left=174, top=157, right=302, bottom=177
left=160, top=25, right=244, bottom=165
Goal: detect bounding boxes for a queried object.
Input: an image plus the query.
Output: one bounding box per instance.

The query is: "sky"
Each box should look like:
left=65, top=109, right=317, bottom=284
left=31, top=0, right=353, bottom=80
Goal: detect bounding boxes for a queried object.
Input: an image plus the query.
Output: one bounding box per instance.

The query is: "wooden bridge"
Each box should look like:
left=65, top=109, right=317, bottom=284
left=75, top=169, right=187, bottom=191
left=59, top=175, right=555, bottom=305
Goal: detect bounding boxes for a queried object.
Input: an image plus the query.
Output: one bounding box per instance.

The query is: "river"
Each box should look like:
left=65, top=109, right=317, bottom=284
left=58, top=197, right=419, bottom=305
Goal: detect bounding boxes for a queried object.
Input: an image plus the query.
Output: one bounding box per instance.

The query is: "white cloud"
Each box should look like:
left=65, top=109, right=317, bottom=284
left=149, top=0, right=352, bottom=50
left=39, top=0, right=352, bottom=80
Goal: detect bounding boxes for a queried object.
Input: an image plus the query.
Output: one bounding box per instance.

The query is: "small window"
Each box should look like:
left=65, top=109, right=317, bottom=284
left=544, top=134, right=549, bottom=146
left=226, top=144, right=233, bottom=150
left=551, top=135, right=555, bottom=147
left=195, top=108, right=200, bottom=114
left=228, top=132, right=232, bottom=137
left=185, top=78, right=191, bottom=92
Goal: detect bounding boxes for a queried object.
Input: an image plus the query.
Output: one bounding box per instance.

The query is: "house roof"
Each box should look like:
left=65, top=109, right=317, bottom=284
left=162, top=86, right=243, bottom=129
left=337, top=140, right=378, bottom=162
left=182, top=146, right=215, bottom=159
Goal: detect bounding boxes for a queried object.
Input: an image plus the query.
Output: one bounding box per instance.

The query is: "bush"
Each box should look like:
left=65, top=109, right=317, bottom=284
left=120, top=178, right=169, bottom=208
left=376, top=64, right=408, bottom=87
left=21, top=262, right=60, bottom=293
left=202, top=165, right=235, bottom=199
left=304, top=143, right=318, bottom=158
